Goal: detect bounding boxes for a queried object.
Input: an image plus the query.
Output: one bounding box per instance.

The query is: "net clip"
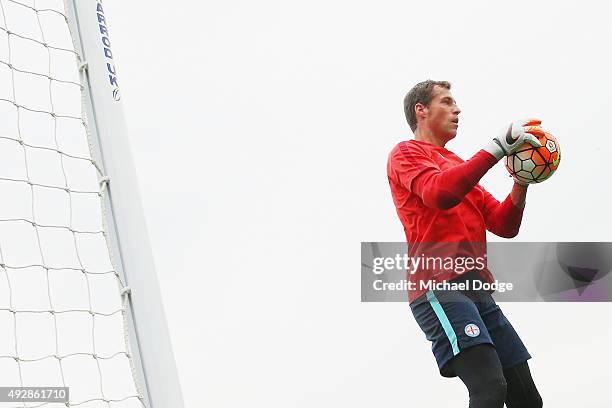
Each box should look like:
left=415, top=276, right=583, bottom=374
left=99, top=176, right=110, bottom=192
left=121, top=286, right=131, bottom=297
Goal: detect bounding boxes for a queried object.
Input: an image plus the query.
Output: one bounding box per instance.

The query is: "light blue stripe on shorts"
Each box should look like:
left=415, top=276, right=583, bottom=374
left=426, top=290, right=460, bottom=356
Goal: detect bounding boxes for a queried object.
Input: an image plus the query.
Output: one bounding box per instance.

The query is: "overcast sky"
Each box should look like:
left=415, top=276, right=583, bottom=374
left=102, top=1, right=612, bottom=406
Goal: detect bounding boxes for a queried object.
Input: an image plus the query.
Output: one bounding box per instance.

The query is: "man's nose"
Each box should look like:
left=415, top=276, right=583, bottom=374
left=453, top=105, right=461, bottom=115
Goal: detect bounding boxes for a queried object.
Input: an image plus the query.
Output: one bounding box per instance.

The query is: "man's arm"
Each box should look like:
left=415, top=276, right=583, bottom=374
left=481, top=183, right=528, bottom=238
left=409, top=149, right=498, bottom=210
left=509, top=182, right=528, bottom=208
left=390, top=119, right=543, bottom=211
left=394, top=119, right=543, bottom=211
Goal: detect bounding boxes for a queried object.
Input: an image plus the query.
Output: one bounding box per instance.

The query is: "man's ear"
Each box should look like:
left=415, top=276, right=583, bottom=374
left=414, top=102, right=427, bottom=121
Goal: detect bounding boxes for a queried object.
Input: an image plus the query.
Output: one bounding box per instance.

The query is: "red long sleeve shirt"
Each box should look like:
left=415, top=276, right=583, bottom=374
left=387, top=139, right=525, bottom=303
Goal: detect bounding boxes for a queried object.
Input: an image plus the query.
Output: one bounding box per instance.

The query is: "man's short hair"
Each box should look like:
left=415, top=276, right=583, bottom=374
left=403, top=80, right=451, bottom=132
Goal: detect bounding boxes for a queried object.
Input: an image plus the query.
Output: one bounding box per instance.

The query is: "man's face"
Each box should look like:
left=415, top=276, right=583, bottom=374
left=421, top=86, right=461, bottom=141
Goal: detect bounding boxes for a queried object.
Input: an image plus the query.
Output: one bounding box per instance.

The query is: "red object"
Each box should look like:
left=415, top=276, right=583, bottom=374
left=387, top=140, right=525, bottom=303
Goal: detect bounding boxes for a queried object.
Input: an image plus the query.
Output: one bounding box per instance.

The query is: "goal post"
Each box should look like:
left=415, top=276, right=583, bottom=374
left=63, top=1, right=185, bottom=407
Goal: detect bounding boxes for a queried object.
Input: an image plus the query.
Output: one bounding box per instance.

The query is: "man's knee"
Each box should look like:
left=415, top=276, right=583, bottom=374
left=504, top=362, right=543, bottom=408
left=470, top=376, right=507, bottom=407
left=506, top=394, right=543, bottom=408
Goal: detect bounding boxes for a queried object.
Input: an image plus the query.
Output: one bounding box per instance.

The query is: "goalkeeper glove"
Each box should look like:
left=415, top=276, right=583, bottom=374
left=485, top=118, right=544, bottom=160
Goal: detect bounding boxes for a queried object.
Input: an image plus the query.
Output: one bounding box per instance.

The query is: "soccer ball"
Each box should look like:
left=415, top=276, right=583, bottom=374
left=505, top=131, right=561, bottom=184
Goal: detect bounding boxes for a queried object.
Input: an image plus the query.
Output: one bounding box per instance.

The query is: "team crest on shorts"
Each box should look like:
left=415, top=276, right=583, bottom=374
left=464, top=323, right=480, bottom=337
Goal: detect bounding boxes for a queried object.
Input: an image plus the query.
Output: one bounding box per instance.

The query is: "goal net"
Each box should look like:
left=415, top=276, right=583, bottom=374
left=0, top=1, right=146, bottom=406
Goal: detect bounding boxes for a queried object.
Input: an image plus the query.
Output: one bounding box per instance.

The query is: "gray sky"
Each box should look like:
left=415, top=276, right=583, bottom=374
left=103, top=1, right=612, bottom=406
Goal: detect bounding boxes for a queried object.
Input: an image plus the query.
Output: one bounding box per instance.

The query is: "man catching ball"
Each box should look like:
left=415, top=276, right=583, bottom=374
left=387, top=80, right=543, bottom=408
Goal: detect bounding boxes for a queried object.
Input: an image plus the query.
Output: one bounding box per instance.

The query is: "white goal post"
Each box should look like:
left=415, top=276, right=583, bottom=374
left=0, top=0, right=183, bottom=406
left=63, top=1, right=185, bottom=407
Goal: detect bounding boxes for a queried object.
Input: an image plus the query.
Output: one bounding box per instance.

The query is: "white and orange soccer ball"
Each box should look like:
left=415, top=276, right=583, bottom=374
left=505, top=130, right=561, bottom=184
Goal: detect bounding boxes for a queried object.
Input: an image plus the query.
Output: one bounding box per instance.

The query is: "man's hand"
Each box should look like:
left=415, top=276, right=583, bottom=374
left=485, top=119, right=544, bottom=160
left=512, top=176, right=530, bottom=187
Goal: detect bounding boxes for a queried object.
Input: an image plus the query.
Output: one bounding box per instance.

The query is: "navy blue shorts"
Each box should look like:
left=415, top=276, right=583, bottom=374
left=410, top=271, right=531, bottom=377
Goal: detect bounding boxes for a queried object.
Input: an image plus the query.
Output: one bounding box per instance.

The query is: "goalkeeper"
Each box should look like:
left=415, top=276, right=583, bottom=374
left=387, top=80, right=543, bottom=408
